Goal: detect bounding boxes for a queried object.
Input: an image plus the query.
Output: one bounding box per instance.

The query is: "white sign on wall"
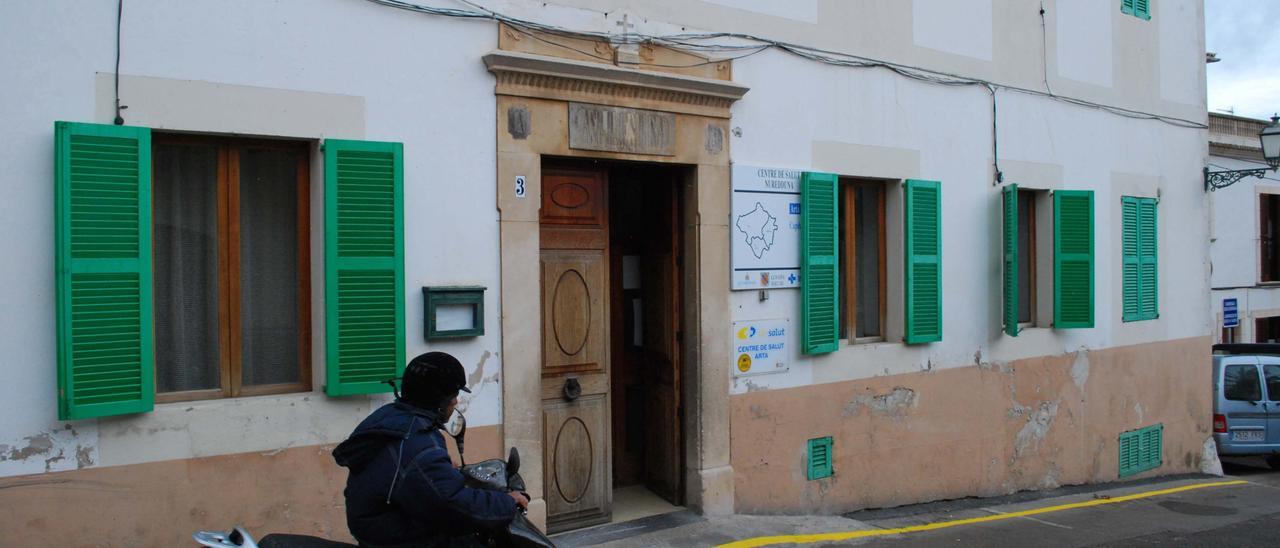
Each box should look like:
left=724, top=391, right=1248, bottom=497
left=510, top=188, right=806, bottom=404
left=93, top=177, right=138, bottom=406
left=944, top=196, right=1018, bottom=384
left=731, top=164, right=802, bottom=290
left=732, top=318, right=790, bottom=377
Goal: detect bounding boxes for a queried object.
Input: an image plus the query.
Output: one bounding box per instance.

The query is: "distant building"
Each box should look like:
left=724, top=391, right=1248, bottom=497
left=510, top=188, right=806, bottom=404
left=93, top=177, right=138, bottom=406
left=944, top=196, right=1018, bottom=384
left=1209, top=113, right=1280, bottom=342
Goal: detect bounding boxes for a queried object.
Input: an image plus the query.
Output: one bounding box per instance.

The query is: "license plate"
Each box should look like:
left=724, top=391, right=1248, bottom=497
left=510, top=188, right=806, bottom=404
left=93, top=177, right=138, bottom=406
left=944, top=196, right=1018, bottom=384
left=1233, top=430, right=1265, bottom=442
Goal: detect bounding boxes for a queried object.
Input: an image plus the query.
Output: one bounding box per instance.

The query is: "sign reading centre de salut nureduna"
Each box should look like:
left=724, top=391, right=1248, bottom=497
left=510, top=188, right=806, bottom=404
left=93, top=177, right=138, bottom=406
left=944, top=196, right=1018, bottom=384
left=731, top=165, right=802, bottom=290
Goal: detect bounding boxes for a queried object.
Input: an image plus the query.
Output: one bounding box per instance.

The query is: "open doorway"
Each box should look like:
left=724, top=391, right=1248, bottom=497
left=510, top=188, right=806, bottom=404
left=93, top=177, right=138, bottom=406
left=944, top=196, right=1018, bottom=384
left=538, top=158, right=688, bottom=532
left=608, top=162, right=686, bottom=522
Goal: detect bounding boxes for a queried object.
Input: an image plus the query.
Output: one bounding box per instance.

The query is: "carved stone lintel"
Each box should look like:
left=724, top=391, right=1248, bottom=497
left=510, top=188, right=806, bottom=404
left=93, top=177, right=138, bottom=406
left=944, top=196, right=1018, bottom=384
left=568, top=103, right=674, bottom=156
left=484, top=50, right=749, bottom=119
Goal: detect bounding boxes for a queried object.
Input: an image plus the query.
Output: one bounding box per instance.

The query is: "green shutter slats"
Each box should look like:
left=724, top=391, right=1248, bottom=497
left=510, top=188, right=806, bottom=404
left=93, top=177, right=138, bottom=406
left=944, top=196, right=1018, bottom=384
left=807, top=436, right=833, bottom=480
left=325, top=139, right=405, bottom=396
left=1054, top=190, right=1094, bottom=328
left=1122, top=197, right=1158, bottom=322
left=801, top=172, right=840, bottom=355
left=1134, top=0, right=1151, bottom=19
left=1122, top=197, right=1140, bottom=320
left=1003, top=185, right=1019, bottom=337
left=1119, top=423, right=1163, bottom=477
left=55, top=121, right=154, bottom=420
left=905, top=179, right=942, bottom=344
left=1139, top=200, right=1158, bottom=318
left=1121, top=0, right=1134, bottom=15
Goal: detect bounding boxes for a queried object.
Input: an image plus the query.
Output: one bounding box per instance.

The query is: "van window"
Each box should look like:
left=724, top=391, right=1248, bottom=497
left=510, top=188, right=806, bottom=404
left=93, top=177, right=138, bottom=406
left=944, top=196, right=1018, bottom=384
left=1265, top=364, right=1280, bottom=401
left=1225, top=364, right=1262, bottom=402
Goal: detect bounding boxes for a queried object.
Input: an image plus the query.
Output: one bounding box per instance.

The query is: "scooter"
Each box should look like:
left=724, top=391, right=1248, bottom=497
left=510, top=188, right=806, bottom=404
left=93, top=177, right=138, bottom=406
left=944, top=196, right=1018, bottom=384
left=194, top=412, right=555, bottom=547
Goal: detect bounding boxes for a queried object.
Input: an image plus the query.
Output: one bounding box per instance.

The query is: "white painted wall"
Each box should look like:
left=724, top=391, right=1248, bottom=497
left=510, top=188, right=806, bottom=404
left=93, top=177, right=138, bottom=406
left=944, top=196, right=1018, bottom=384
left=0, top=0, right=500, bottom=477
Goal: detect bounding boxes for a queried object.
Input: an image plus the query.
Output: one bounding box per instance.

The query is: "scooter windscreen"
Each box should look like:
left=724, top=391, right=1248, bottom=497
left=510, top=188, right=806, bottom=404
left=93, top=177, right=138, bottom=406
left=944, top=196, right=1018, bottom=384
left=460, top=458, right=509, bottom=491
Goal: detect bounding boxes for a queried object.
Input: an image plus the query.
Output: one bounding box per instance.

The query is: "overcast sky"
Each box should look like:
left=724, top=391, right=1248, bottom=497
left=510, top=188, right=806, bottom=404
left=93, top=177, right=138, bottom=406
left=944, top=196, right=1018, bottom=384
left=1205, top=0, right=1279, bottom=120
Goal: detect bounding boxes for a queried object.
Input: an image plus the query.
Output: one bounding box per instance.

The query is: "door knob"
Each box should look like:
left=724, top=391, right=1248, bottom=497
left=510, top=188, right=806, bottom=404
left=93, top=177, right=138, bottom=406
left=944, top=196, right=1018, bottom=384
left=563, top=378, right=582, bottom=401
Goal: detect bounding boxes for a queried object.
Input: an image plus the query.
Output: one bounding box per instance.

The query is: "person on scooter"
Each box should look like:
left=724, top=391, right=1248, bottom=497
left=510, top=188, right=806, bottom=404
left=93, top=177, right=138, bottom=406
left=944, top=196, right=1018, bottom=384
left=334, top=351, right=529, bottom=547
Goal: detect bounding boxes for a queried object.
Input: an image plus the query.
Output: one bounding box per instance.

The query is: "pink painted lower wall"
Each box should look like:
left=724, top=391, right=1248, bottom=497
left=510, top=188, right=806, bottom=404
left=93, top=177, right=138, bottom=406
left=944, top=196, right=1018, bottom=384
left=730, top=336, right=1213, bottom=514
left=0, top=424, right=502, bottom=546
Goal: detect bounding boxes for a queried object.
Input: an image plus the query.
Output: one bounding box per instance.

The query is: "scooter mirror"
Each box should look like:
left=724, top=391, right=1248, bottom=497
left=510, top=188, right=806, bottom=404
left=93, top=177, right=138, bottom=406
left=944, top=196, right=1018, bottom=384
left=446, top=410, right=467, bottom=438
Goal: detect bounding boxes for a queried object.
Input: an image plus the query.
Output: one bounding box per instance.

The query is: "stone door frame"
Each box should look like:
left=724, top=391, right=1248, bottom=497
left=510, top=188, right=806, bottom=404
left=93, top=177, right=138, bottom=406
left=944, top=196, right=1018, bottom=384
left=484, top=47, right=747, bottom=527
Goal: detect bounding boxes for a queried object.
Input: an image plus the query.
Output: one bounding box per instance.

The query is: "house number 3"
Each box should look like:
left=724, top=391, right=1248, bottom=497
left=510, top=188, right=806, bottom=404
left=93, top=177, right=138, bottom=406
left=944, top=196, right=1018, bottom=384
left=515, top=176, right=526, bottom=198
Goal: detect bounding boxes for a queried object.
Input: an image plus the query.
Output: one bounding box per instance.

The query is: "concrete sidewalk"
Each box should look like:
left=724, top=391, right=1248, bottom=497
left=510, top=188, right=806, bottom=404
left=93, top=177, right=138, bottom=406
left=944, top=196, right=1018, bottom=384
left=551, top=473, right=1280, bottom=547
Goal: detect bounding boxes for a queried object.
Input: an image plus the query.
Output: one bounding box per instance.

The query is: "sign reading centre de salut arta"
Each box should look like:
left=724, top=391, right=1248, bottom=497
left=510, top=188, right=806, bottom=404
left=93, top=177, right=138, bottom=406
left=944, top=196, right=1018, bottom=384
left=731, top=164, right=802, bottom=290
left=568, top=103, right=675, bottom=156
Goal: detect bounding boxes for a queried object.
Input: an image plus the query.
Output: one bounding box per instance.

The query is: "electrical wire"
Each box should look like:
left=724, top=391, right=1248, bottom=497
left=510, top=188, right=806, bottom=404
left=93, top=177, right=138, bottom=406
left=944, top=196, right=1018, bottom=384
left=357, top=0, right=1209, bottom=132
left=1039, top=1, right=1053, bottom=96
left=113, top=0, right=124, bottom=125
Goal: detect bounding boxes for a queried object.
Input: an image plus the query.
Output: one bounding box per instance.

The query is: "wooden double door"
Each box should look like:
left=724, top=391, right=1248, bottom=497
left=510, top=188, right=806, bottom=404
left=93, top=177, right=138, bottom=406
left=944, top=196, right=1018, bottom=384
left=539, top=164, right=683, bottom=533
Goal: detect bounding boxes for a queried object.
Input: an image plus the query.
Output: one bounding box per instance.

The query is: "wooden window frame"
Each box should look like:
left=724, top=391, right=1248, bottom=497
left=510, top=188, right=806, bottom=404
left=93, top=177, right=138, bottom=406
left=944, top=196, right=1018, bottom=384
left=1261, top=194, right=1280, bottom=284
left=1017, top=190, right=1037, bottom=328
left=153, top=133, right=313, bottom=403
left=840, top=179, right=887, bottom=343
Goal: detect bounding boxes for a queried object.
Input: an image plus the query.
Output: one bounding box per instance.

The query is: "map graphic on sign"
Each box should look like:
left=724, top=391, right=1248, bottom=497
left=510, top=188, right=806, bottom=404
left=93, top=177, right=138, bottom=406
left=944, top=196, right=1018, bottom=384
left=731, top=164, right=801, bottom=290
left=735, top=203, right=779, bottom=258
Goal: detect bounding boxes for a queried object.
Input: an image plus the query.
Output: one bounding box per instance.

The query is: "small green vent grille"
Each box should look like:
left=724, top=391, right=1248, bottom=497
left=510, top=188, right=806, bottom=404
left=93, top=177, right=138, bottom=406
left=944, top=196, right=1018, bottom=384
left=807, top=436, right=833, bottom=480
left=1119, top=423, right=1162, bottom=478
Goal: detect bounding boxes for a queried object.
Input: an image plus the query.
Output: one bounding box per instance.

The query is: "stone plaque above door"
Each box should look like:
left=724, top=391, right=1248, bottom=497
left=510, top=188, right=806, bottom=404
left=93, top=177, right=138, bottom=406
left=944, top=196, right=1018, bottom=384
left=568, top=103, right=675, bottom=156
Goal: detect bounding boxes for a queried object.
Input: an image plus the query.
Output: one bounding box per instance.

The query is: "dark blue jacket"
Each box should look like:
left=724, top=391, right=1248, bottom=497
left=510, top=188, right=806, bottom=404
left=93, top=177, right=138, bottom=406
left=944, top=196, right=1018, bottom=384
left=333, top=401, right=517, bottom=548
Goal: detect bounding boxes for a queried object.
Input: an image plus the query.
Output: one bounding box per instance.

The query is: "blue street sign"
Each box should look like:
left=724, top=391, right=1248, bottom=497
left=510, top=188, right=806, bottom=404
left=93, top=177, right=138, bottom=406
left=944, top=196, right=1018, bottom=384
left=1224, top=298, right=1239, bottom=328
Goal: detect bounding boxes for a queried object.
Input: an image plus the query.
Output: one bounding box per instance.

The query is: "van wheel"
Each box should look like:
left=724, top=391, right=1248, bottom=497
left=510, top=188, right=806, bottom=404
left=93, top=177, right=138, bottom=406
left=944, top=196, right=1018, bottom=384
left=1267, top=456, right=1280, bottom=470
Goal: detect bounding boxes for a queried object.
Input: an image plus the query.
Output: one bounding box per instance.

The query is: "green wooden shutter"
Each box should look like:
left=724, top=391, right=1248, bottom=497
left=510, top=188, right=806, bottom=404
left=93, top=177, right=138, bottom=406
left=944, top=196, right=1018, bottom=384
left=324, top=139, right=405, bottom=396
left=55, top=122, right=154, bottom=420
left=905, top=179, right=942, bottom=344
left=1119, top=423, right=1162, bottom=477
left=806, top=436, right=833, bottom=480
left=1121, top=197, right=1140, bottom=321
left=1120, top=0, right=1134, bottom=16
left=1003, top=185, right=1019, bottom=337
left=801, top=172, right=839, bottom=354
left=1054, top=190, right=1094, bottom=328
left=1133, top=0, right=1151, bottom=20
left=1138, top=199, right=1158, bottom=319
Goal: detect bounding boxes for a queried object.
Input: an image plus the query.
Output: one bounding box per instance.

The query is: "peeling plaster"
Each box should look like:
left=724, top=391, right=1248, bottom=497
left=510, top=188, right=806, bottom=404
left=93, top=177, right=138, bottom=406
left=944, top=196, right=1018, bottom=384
left=75, top=445, right=94, bottom=468
left=842, top=387, right=918, bottom=418
left=1134, top=402, right=1146, bottom=423
left=2, top=434, right=53, bottom=462
left=1070, top=349, right=1090, bottom=391
left=1, top=425, right=99, bottom=477
left=1013, top=401, right=1060, bottom=459
left=456, top=350, right=500, bottom=416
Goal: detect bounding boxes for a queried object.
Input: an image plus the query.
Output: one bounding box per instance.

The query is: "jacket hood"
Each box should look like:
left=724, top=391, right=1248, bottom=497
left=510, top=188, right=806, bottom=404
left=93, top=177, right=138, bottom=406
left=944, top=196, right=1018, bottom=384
left=333, top=401, right=445, bottom=471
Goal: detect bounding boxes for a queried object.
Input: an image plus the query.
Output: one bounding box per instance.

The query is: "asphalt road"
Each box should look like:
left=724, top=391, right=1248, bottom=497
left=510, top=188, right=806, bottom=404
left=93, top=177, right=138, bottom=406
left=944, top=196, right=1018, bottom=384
left=866, top=457, right=1280, bottom=547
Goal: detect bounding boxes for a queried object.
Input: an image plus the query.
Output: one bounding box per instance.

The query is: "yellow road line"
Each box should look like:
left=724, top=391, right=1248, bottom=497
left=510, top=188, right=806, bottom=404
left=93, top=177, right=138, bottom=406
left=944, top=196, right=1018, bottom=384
left=718, top=480, right=1249, bottom=548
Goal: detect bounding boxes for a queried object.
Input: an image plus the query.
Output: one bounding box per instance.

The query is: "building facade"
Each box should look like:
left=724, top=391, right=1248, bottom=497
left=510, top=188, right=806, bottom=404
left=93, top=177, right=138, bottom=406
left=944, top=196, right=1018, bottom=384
left=1209, top=113, right=1280, bottom=343
left=0, top=0, right=1211, bottom=544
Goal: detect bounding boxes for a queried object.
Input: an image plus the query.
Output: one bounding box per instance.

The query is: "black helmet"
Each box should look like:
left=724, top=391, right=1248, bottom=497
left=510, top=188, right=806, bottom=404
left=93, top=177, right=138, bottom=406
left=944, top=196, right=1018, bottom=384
left=401, top=352, right=471, bottom=409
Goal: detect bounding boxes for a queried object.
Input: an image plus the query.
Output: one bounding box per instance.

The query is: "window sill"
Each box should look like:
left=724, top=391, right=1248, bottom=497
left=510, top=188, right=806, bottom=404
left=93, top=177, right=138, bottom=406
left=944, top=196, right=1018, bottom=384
left=840, top=337, right=901, bottom=350
left=156, top=382, right=312, bottom=404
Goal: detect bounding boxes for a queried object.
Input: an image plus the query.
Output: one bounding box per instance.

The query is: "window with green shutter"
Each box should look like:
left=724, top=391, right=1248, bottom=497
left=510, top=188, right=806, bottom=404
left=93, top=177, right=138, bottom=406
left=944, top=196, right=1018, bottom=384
left=1002, top=185, right=1019, bottom=337
left=1054, top=190, right=1094, bottom=328
left=1122, top=196, right=1158, bottom=322
left=904, top=179, right=942, bottom=344
left=324, top=139, right=406, bottom=395
left=55, top=122, right=155, bottom=420
left=801, top=171, right=839, bottom=354
left=1121, top=0, right=1151, bottom=20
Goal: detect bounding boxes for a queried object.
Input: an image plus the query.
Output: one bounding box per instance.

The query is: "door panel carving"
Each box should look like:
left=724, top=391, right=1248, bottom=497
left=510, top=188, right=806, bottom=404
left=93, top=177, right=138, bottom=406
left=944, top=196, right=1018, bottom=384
left=543, top=394, right=609, bottom=532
